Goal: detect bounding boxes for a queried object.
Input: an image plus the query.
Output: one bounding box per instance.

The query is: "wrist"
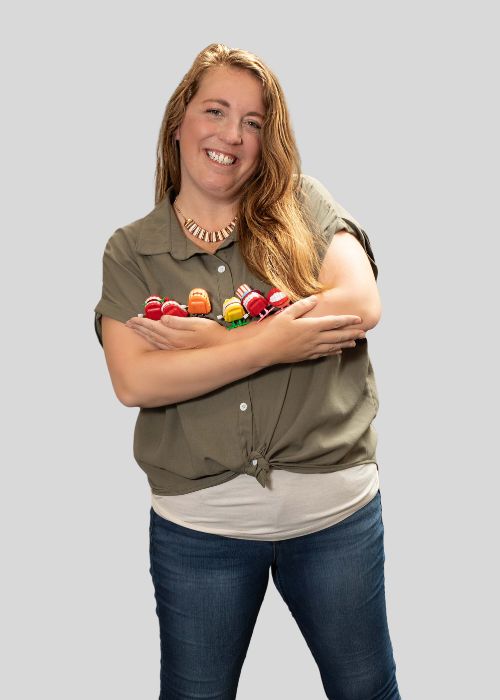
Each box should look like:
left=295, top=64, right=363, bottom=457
left=219, top=314, right=273, bottom=345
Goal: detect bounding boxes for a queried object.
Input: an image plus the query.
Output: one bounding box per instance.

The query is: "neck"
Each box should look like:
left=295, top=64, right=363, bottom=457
left=174, top=186, right=239, bottom=230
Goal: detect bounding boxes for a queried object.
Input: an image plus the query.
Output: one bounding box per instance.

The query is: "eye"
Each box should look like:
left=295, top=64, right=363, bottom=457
left=205, top=109, right=262, bottom=130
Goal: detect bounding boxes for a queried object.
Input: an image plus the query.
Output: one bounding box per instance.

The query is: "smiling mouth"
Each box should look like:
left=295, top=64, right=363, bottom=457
left=205, top=149, right=239, bottom=166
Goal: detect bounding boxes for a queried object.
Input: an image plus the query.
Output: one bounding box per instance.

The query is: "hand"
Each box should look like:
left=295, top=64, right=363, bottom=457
left=260, top=296, right=367, bottom=364
left=125, top=314, right=226, bottom=351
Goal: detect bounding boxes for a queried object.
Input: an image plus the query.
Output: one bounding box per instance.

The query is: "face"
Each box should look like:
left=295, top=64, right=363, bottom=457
left=174, top=66, right=265, bottom=201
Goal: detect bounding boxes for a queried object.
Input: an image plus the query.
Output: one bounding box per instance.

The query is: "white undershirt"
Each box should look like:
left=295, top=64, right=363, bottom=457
left=151, top=463, right=380, bottom=541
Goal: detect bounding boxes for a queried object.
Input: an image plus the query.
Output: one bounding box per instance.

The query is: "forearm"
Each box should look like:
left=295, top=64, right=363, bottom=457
left=219, top=288, right=379, bottom=348
left=123, top=288, right=378, bottom=408
left=217, top=312, right=277, bottom=345
left=125, top=333, right=270, bottom=408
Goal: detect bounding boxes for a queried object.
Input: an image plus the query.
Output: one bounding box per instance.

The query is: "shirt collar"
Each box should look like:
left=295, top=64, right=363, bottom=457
left=136, top=184, right=239, bottom=260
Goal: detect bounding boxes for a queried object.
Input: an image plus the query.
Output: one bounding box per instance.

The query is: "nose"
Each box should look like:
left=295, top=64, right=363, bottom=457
left=219, top=119, right=243, bottom=145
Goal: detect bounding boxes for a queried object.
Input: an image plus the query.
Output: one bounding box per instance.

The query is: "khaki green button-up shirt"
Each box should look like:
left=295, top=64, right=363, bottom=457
left=94, top=174, right=380, bottom=495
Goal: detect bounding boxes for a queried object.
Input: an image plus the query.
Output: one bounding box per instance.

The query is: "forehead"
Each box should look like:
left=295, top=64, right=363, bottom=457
left=196, top=66, right=264, bottom=107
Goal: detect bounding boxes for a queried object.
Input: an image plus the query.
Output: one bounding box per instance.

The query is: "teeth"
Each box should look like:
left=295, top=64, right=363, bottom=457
left=269, top=291, right=285, bottom=303
left=207, top=150, right=236, bottom=165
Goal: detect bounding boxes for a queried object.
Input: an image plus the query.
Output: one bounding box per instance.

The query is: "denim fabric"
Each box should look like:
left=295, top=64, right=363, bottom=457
left=149, top=489, right=401, bottom=699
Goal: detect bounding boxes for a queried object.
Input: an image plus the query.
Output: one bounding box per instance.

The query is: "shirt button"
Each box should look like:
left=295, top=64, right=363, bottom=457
left=251, top=459, right=258, bottom=466
left=239, top=402, right=248, bottom=411
left=217, top=265, right=226, bottom=273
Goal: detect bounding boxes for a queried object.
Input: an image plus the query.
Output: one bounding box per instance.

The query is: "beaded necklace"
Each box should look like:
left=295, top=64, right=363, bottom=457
left=173, top=197, right=238, bottom=244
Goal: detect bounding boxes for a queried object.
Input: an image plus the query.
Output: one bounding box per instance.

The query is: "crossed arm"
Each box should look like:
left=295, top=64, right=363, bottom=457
left=101, top=230, right=381, bottom=408
left=297, top=229, right=381, bottom=325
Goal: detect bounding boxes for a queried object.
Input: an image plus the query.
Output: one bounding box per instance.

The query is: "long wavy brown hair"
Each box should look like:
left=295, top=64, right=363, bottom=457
left=155, top=43, right=330, bottom=302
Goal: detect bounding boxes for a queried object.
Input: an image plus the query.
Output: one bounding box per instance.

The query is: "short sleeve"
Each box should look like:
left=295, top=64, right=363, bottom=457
left=93, top=227, right=150, bottom=348
left=300, top=174, right=379, bottom=281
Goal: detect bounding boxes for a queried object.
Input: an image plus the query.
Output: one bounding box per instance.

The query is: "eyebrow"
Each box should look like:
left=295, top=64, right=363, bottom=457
left=201, top=98, right=265, bottom=119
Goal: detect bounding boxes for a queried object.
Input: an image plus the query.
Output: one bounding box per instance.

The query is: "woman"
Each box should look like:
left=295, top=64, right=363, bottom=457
left=94, top=43, right=401, bottom=699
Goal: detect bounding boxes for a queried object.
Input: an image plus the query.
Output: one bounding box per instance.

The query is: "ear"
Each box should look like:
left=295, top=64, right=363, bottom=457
left=174, top=127, right=180, bottom=141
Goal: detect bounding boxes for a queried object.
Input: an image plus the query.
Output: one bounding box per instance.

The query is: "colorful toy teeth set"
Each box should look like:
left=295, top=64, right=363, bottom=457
left=140, top=285, right=290, bottom=330
left=142, top=289, right=210, bottom=321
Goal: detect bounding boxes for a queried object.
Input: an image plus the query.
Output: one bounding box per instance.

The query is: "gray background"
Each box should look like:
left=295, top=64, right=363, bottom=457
left=2, top=1, right=498, bottom=698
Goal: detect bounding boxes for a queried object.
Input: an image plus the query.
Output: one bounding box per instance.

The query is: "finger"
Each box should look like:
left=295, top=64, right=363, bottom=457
left=126, top=317, right=160, bottom=332
left=128, top=317, right=177, bottom=345
left=159, top=314, right=195, bottom=331
left=318, top=340, right=356, bottom=355
left=310, top=349, right=342, bottom=360
left=281, top=296, right=319, bottom=318
left=129, top=325, right=158, bottom=346
left=317, top=334, right=360, bottom=351
left=313, top=314, right=362, bottom=330
left=127, top=323, right=148, bottom=338
left=322, top=328, right=366, bottom=343
left=149, top=340, right=171, bottom=350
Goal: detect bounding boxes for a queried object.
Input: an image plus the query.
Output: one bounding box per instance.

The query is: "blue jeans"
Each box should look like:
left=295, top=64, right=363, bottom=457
left=149, top=488, right=401, bottom=699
